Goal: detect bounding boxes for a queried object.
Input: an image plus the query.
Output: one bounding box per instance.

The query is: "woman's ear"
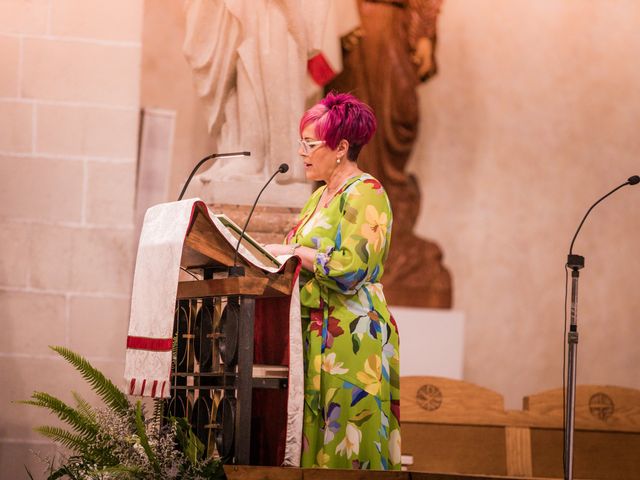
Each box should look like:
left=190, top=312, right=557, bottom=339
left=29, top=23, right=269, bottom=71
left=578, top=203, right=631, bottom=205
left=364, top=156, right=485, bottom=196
left=338, top=139, right=350, bottom=158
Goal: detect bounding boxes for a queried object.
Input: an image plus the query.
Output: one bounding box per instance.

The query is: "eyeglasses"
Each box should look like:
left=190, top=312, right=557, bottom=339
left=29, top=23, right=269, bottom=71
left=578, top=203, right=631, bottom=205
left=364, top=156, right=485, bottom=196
left=298, top=139, right=325, bottom=155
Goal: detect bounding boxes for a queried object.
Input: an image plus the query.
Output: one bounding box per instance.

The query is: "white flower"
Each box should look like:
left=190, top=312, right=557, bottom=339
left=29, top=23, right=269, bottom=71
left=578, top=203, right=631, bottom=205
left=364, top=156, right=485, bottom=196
left=321, top=352, right=349, bottom=375
left=389, top=428, right=401, bottom=465
left=335, top=422, right=362, bottom=458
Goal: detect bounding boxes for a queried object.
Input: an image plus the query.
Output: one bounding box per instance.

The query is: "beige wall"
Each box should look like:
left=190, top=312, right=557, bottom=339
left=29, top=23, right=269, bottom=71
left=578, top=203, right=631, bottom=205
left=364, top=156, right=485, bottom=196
left=1, top=1, right=639, bottom=476
left=409, top=0, right=640, bottom=407
left=0, top=0, right=142, bottom=476
left=140, top=0, right=216, bottom=201
left=139, top=0, right=640, bottom=412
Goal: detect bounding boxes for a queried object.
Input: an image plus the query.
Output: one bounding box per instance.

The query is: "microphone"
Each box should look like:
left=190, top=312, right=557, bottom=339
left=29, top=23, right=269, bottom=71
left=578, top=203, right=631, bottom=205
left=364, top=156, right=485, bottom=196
left=230, top=163, right=290, bottom=276
left=177, top=151, right=251, bottom=201
left=568, top=174, right=639, bottom=258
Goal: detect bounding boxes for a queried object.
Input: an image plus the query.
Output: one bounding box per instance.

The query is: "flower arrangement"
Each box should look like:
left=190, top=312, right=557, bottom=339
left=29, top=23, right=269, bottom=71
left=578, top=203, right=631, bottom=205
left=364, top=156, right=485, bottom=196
left=20, top=346, right=224, bottom=480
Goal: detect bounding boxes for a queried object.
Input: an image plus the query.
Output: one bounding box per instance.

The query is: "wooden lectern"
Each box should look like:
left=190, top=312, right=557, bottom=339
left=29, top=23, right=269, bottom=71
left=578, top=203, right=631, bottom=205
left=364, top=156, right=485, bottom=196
left=167, top=202, right=300, bottom=466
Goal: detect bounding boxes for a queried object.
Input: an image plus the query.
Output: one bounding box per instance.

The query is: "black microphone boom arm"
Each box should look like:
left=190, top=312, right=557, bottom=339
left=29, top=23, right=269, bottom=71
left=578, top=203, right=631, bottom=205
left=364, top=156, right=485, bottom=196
left=177, top=151, right=251, bottom=201
left=230, top=163, right=290, bottom=276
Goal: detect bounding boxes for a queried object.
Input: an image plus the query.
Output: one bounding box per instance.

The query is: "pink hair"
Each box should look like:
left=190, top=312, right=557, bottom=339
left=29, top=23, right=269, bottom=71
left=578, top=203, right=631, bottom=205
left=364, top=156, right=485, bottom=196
left=299, top=92, right=377, bottom=161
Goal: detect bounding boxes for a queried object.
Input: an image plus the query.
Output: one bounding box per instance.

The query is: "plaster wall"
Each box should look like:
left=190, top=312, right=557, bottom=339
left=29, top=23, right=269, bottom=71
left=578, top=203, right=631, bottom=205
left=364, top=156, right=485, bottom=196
left=409, top=0, right=640, bottom=407
left=139, top=1, right=640, bottom=410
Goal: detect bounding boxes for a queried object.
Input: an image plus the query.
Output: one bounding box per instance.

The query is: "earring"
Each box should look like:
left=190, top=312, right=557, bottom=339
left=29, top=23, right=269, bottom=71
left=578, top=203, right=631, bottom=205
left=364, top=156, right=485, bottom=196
left=336, top=156, right=341, bottom=164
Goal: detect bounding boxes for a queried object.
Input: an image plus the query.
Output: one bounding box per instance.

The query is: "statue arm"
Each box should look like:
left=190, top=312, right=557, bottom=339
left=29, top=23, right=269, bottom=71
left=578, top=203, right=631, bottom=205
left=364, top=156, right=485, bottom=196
left=407, top=0, right=443, bottom=81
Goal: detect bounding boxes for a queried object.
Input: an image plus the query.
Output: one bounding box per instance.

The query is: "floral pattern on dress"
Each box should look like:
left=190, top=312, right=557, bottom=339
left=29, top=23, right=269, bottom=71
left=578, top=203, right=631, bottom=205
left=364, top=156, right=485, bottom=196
left=287, top=174, right=400, bottom=470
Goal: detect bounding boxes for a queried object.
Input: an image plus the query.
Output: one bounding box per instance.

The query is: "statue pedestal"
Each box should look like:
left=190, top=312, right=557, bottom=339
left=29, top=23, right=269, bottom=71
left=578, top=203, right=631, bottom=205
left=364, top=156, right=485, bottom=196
left=198, top=179, right=311, bottom=208
left=389, top=307, right=465, bottom=380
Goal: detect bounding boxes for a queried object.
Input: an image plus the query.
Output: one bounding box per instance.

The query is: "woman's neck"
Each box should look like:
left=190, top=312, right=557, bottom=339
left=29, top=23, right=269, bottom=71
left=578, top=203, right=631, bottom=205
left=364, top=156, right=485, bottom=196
left=325, top=163, right=362, bottom=195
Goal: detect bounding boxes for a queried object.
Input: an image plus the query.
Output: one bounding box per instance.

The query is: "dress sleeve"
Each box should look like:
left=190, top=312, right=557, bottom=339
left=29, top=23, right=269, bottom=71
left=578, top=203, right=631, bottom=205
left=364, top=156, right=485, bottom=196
left=313, top=178, right=392, bottom=294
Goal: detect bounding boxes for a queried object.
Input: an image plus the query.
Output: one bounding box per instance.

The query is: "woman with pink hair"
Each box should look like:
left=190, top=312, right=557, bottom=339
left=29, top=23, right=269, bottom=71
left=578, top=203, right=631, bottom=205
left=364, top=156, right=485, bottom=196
left=266, top=92, right=400, bottom=469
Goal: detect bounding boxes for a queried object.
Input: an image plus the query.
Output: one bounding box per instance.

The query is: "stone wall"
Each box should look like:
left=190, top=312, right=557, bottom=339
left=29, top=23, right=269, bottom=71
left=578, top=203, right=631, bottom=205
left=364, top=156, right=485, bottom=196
left=0, top=1, right=142, bottom=476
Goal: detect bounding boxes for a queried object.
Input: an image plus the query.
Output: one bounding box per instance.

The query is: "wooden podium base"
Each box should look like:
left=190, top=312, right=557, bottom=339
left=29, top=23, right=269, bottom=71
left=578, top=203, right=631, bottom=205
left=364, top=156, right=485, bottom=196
left=223, top=465, right=549, bottom=480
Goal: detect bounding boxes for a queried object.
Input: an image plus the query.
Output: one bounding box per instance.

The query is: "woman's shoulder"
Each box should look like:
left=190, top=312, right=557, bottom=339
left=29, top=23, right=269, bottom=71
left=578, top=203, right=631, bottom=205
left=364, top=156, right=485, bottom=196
left=343, top=173, right=387, bottom=197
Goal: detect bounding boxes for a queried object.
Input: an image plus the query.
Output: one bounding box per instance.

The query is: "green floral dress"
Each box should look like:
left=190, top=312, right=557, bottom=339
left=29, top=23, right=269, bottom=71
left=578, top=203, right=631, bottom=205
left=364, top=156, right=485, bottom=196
left=286, top=173, right=401, bottom=470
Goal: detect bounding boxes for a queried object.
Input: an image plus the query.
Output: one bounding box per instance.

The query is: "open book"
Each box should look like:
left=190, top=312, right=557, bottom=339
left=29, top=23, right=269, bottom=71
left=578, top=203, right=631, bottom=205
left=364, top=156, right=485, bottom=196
left=211, top=212, right=281, bottom=269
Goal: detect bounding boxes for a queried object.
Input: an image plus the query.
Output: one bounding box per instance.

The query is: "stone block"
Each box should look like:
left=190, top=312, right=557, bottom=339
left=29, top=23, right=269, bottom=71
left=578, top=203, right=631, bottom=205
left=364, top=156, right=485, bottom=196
left=69, top=296, right=129, bottom=360
left=29, top=224, right=74, bottom=291
left=0, top=222, right=30, bottom=287
left=0, top=291, right=66, bottom=356
left=0, top=0, right=48, bottom=35
left=0, top=155, right=83, bottom=222
left=51, top=0, right=144, bottom=42
left=69, top=227, right=135, bottom=294
left=0, top=101, right=32, bottom=152
left=86, top=161, right=136, bottom=226
left=0, top=36, right=19, bottom=96
left=29, top=225, right=135, bottom=294
left=36, top=104, right=139, bottom=158
left=22, top=38, right=141, bottom=105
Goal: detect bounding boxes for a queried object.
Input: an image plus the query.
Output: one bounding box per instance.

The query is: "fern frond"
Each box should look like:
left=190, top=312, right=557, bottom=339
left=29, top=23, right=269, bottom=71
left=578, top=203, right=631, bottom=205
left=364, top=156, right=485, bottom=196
left=49, top=346, right=130, bottom=415
left=71, top=391, right=97, bottom=423
left=35, top=426, right=91, bottom=454
left=134, top=401, right=161, bottom=475
left=152, top=398, right=164, bottom=431
left=21, top=392, right=98, bottom=438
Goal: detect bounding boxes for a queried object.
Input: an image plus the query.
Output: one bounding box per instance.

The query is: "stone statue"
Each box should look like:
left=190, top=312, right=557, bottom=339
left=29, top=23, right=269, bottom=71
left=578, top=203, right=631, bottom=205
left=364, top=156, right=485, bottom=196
left=183, top=0, right=349, bottom=186
left=328, top=0, right=452, bottom=307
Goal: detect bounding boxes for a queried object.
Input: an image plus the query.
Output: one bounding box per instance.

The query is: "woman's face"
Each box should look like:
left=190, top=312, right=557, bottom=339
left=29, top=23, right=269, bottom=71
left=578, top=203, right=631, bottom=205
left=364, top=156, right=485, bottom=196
left=299, top=123, right=337, bottom=183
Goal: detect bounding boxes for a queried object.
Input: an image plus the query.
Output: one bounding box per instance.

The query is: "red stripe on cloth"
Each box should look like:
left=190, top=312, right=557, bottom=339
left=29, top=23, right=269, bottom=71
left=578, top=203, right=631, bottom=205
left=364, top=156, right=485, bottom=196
left=308, top=53, right=336, bottom=86
left=141, top=379, right=146, bottom=395
left=161, top=381, right=166, bottom=398
left=151, top=380, right=158, bottom=397
left=127, top=335, right=173, bottom=351
left=129, top=378, right=136, bottom=395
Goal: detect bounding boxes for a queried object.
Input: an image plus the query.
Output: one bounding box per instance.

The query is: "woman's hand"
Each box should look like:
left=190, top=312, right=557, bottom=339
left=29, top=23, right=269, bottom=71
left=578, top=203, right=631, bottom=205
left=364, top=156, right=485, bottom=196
left=264, top=243, right=317, bottom=272
left=263, top=244, right=294, bottom=257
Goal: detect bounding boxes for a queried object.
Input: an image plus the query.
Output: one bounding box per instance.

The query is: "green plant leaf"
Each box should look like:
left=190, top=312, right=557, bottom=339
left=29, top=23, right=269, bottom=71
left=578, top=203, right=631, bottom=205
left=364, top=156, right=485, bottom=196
left=71, top=392, right=96, bottom=424
left=35, top=426, right=90, bottom=455
left=173, top=416, right=204, bottom=465
left=134, top=401, right=161, bottom=475
left=49, top=346, right=130, bottom=415
left=20, top=392, right=98, bottom=438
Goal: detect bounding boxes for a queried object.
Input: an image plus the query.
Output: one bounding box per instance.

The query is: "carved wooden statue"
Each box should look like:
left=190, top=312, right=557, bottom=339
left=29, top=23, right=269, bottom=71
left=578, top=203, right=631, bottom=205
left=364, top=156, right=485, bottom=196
left=328, top=0, right=452, bottom=308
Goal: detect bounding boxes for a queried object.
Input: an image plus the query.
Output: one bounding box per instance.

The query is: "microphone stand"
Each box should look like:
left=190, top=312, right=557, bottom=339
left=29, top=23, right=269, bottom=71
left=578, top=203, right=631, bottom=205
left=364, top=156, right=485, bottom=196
left=563, top=175, right=639, bottom=480
left=177, top=151, right=250, bottom=201
left=229, top=163, right=289, bottom=277
left=564, top=253, right=583, bottom=480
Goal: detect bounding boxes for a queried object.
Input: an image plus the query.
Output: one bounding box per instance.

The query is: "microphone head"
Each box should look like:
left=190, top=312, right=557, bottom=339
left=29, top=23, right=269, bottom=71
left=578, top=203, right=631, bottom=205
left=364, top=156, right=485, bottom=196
left=278, top=163, right=290, bottom=173
left=629, top=175, right=640, bottom=185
